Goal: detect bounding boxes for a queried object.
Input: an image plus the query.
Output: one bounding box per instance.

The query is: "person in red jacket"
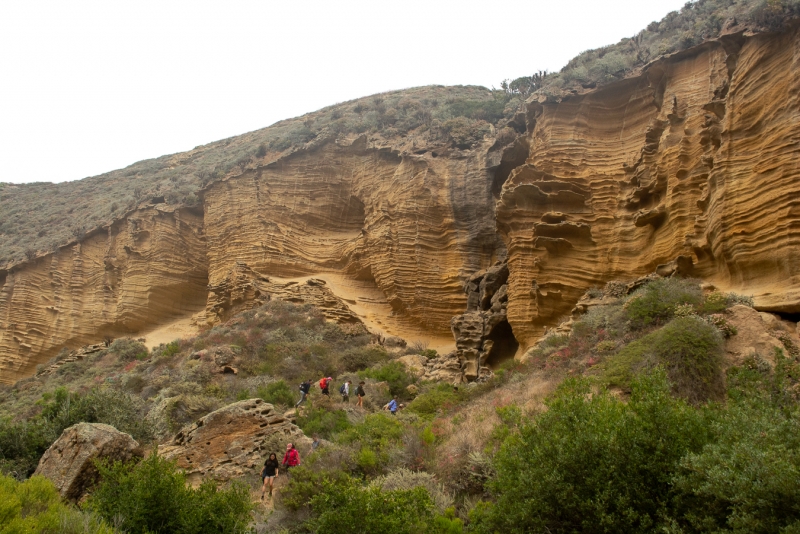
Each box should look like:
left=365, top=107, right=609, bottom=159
left=282, top=442, right=300, bottom=474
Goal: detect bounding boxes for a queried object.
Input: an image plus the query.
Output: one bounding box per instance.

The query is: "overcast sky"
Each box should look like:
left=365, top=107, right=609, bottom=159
left=0, top=0, right=688, bottom=184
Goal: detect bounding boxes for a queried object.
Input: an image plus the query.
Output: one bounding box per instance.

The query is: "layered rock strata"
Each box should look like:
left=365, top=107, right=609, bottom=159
left=500, top=27, right=800, bottom=347
left=3, top=28, right=800, bottom=379
left=0, top=205, right=207, bottom=382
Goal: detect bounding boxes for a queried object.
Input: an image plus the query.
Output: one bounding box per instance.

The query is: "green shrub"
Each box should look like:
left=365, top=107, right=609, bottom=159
left=602, top=316, right=724, bottom=402
left=406, top=384, right=461, bottom=418
left=0, top=474, right=113, bottom=533
left=278, top=462, right=351, bottom=512
left=420, top=349, right=438, bottom=359
left=671, top=351, right=800, bottom=533
left=440, top=117, right=491, bottom=149
left=701, top=291, right=728, bottom=314
left=307, top=479, right=434, bottom=534
left=296, top=407, right=351, bottom=440
left=107, top=338, right=148, bottom=362
left=340, top=345, right=389, bottom=372
left=358, top=361, right=415, bottom=398
left=625, top=278, right=702, bottom=329
left=474, top=372, right=709, bottom=534
left=89, top=454, right=252, bottom=534
left=255, top=380, right=296, bottom=408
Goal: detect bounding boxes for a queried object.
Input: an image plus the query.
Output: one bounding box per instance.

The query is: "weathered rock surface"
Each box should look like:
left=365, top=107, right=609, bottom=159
left=34, top=423, right=143, bottom=501
left=723, top=304, right=798, bottom=366
left=4, top=28, right=800, bottom=380
left=451, top=261, right=516, bottom=379
left=0, top=205, right=207, bottom=383
left=158, top=399, right=311, bottom=484
left=500, top=28, right=800, bottom=348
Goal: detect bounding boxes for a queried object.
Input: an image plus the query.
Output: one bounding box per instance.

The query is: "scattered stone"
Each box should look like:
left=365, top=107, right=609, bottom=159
left=34, top=423, right=143, bottom=502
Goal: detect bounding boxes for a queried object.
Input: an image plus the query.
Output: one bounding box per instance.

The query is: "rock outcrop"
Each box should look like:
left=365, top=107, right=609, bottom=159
left=158, top=399, right=311, bottom=484
left=500, top=27, right=800, bottom=348
left=451, top=261, right=516, bottom=380
left=33, top=423, right=143, bottom=501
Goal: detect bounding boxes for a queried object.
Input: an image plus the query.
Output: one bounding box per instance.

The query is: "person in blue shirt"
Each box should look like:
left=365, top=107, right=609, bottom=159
left=384, top=396, right=399, bottom=415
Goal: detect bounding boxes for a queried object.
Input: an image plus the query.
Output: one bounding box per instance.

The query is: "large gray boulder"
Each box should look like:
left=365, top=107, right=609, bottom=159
left=34, top=422, right=143, bottom=501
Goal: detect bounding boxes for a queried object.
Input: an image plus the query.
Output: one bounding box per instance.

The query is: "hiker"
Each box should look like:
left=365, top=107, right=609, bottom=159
left=311, top=435, right=321, bottom=451
left=260, top=452, right=279, bottom=500
left=356, top=381, right=366, bottom=407
left=282, top=442, right=300, bottom=474
left=296, top=379, right=312, bottom=407
left=384, top=396, right=399, bottom=415
left=340, top=380, right=351, bottom=403
left=319, top=376, right=332, bottom=396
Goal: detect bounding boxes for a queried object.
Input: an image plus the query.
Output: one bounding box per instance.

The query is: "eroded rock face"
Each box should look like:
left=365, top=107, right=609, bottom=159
left=451, top=261, right=517, bottom=379
left=500, top=28, right=800, bottom=348
left=34, top=423, right=143, bottom=502
left=4, top=29, right=800, bottom=380
left=158, top=399, right=311, bottom=484
left=0, top=205, right=207, bottom=383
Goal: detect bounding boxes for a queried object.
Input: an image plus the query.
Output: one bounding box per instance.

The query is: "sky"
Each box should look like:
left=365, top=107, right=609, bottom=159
left=0, top=0, right=688, bottom=184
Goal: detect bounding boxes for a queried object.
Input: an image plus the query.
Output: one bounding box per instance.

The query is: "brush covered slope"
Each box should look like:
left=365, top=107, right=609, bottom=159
left=3, top=278, right=800, bottom=533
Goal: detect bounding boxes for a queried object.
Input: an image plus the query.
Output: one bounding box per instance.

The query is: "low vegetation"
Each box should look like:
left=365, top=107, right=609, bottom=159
left=2, top=277, right=800, bottom=532
left=89, top=454, right=252, bottom=534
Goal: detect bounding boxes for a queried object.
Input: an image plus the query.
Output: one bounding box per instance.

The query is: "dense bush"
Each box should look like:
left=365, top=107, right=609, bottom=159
left=255, top=380, right=296, bottom=408
left=89, top=454, right=252, bottom=534
left=0, top=474, right=113, bottom=533
left=472, top=372, right=709, bottom=533
left=624, top=278, right=703, bottom=329
left=308, top=479, right=436, bottom=533
left=296, top=407, right=351, bottom=440
left=358, top=361, right=414, bottom=398
left=107, top=338, right=148, bottom=362
left=603, top=316, right=724, bottom=402
left=407, top=383, right=462, bottom=418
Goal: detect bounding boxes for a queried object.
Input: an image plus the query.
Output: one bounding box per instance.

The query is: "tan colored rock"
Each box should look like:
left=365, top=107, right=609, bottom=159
left=158, top=399, right=311, bottom=485
left=500, top=28, right=800, bottom=348
left=724, top=305, right=788, bottom=366
left=0, top=206, right=207, bottom=383
left=397, top=354, right=426, bottom=377
left=34, top=423, right=143, bottom=502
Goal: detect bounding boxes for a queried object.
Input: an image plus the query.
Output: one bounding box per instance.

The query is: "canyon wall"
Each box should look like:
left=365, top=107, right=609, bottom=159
left=499, top=26, right=800, bottom=347
left=0, top=206, right=207, bottom=382
left=2, top=27, right=800, bottom=382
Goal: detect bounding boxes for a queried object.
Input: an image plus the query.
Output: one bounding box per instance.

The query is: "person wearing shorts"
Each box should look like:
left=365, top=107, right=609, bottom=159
left=261, top=452, right=279, bottom=500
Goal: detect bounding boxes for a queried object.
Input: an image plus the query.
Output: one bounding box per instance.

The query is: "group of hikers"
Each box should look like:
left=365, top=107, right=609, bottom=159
left=261, top=378, right=403, bottom=499
left=295, top=377, right=367, bottom=407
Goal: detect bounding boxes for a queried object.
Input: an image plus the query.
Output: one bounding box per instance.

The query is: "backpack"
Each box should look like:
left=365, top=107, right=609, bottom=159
left=339, top=383, right=346, bottom=394
left=319, top=378, right=327, bottom=389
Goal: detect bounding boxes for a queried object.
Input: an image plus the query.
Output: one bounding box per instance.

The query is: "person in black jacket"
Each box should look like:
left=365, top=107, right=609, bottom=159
left=260, top=453, right=280, bottom=499
left=296, top=379, right=312, bottom=407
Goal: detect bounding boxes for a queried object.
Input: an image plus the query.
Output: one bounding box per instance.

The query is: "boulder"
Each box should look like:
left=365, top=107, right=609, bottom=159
left=724, top=305, right=789, bottom=366
left=34, top=423, right=143, bottom=501
left=159, top=399, right=311, bottom=485
left=397, top=354, right=426, bottom=377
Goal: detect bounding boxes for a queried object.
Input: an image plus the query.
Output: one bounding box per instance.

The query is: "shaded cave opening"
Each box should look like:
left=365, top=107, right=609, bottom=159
left=766, top=310, right=800, bottom=323
left=484, top=319, right=519, bottom=369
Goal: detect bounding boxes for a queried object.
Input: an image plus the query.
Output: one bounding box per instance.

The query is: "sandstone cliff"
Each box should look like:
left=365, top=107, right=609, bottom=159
left=3, top=24, right=800, bottom=383
left=499, top=26, right=800, bottom=347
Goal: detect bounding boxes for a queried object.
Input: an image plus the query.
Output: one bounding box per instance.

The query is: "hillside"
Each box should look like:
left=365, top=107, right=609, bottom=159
left=3, top=0, right=800, bottom=531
